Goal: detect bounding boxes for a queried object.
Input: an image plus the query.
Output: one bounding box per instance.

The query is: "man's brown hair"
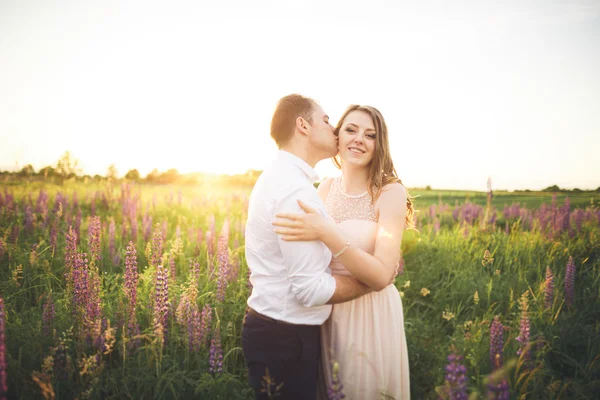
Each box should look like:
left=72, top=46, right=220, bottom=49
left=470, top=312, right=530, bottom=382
left=270, top=94, right=316, bottom=148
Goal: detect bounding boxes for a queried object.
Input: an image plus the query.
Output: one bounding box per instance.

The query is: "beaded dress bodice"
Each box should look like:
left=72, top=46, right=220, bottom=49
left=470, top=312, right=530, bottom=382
left=324, top=177, right=377, bottom=224
left=324, top=177, right=378, bottom=276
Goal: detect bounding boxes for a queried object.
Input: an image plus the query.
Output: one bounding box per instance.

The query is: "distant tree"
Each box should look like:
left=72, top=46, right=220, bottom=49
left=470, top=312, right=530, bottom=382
left=145, top=168, right=160, bottom=183
left=38, top=166, right=55, bottom=179
left=572, top=188, right=583, bottom=193
left=159, top=168, right=180, bottom=184
left=542, top=185, right=561, bottom=192
left=106, top=164, right=119, bottom=181
left=18, top=164, right=35, bottom=177
left=125, top=169, right=141, bottom=181
left=425, top=185, right=432, bottom=191
left=596, top=187, right=600, bottom=193
left=55, top=151, right=82, bottom=179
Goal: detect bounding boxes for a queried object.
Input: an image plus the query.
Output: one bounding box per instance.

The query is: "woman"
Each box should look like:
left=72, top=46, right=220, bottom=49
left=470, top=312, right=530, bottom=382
left=273, top=105, right=414, bottom=399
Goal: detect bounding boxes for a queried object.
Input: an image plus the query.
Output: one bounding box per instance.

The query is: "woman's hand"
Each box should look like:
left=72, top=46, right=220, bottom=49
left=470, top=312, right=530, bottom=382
left=272, top=200, right=332, bottom=241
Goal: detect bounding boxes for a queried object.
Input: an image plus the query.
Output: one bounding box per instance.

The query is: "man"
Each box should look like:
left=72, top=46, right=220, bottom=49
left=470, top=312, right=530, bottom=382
left=242, top=94, right=371, bottom=400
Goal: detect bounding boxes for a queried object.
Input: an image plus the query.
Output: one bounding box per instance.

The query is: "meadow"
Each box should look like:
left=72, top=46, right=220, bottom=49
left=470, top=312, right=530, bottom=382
left=0, top=178, right=599, bottom=399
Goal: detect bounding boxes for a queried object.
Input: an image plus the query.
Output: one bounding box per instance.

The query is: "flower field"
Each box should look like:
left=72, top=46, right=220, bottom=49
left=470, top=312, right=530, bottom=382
left=0, top=180, right=598, bottom=399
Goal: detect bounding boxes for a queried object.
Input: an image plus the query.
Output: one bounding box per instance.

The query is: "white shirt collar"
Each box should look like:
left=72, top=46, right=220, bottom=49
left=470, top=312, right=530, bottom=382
left=277, top=150, right=319, bottom=183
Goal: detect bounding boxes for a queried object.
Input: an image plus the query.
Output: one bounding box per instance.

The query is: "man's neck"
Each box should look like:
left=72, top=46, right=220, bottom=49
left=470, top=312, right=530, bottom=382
left=279, top=144, right=318, bottom=168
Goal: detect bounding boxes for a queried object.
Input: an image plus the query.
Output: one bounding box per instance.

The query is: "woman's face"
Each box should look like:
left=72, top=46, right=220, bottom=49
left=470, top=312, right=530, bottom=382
left=337, top=110, right=376, bottom=168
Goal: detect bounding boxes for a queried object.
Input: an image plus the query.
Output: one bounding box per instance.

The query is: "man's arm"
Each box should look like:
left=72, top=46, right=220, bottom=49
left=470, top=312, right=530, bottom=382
left=277, top=186, right=337, bottom=308
left=327, top=275, right=372, bottom=304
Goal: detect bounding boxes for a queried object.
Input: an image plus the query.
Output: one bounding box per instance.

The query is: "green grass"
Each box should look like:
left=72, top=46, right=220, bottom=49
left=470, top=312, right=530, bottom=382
left=0, top=180, right=599, bottom=399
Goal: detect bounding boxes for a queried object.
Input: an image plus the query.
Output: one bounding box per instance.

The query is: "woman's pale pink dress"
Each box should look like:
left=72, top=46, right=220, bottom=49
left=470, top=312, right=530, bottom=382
left=319, top=177, right=410, bottom=400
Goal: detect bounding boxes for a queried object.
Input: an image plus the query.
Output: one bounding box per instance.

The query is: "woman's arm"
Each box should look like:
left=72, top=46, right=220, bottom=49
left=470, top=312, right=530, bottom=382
left=273, top=183, right=407, bottom=291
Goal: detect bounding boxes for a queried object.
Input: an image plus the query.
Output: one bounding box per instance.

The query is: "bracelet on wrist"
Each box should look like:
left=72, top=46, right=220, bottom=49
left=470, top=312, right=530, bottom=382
left=333, top=241, right=350, bottom=258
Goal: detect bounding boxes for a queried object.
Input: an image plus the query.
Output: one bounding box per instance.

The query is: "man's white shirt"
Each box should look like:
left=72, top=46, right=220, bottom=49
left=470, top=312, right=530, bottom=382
left=245, top=150, right=336, bottom=325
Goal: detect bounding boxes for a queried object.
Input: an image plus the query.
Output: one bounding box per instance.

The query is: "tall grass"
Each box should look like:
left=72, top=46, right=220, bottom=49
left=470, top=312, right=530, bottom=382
left=0, top=181, right=598, bottom=399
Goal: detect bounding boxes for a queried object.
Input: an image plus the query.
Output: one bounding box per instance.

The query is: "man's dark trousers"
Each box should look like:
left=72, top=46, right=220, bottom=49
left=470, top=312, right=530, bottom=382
left=241, top=310, right=321, bottom=400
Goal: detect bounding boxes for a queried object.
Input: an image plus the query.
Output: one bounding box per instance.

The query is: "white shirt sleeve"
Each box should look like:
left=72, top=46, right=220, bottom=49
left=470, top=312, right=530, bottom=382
left=275, top=186, right=337, bottom=308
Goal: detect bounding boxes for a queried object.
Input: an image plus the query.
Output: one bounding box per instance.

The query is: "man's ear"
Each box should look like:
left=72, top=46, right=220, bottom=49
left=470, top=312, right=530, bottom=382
left=295, top=116, right=310, bottom=136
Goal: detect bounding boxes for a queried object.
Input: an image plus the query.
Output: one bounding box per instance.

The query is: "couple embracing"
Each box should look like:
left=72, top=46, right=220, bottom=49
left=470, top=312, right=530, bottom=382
left=242, top=94, right=414, bottom=400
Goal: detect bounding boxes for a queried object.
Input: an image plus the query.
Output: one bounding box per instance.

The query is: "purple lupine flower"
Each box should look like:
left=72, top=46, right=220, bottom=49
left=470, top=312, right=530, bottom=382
left=124, top=242, right=138, bottom=318
left=153, top=265, right=169, bottom=344
left=162, top=220, right=168, bottom=242
left=572, top=209, right=584, bottom=232
left=143, top=214, right=152, bottom=242
left=75, top=208, right=83, bottom=243
left=429, top=204, right=436, bottom=220
left=0, top=297, right=8, bottom=399
left=216, top=222, right=231, bottom=302
left=544, top=266, right=554, bottom=310
left=130, top=218, right=138, bottom=244
left=64, top=227, right=78, bottom=289
left=441, top=353, right=468, bottom=400
left=24, top=205, right=34, bottom=232
left=515, top=293, right=531, bottom=367
left=327, top=361, right=346, bottom=400
left=9, top=224, right=19, bottom=245
left=176, top=225, right=181, bottom=240
left=151, top=223, right=163, bottom=267
left=397, top=254, right=405, bottom=275
left=490, top=316, right=504, bottom=369
left=87, top=215, right=101, bottom=262
left=486, top=378, right=510, bottom=400
left=108, top=218, right=116, bottom=264
left=433, top=219, right=441, bottom=234
left=208, top=327, right=223, bottom=374
left=42, top=292, right=55, bottom=337
left=564, top=256, right=576, bottom=308
left=199, top=304, right=212, bottom=348
left=190, top=259, right=200, bottom=283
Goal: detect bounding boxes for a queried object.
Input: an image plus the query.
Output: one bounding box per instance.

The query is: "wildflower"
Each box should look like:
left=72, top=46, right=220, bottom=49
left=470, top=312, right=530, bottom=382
left=327, top=361, right=346, bottom=399
left=151, top=223, right=163, bottom=267
left=544, top=266, right=554, bottom=310
left=441, top=352, right=468, bottom=400
left=516, top=292, right=531, bottom=366
left=482, top=250, right=494, bottom=266
left=216, top=221, right=230, bottom=302
left=442, top=310, right=455, bottom=321
left=42, top=292, right=55, bottom=337
left=564, top=256, right=576, bottom=308
left=473, top=291, right=480, bottom=305
left=199, top=304, right=212, bottom=348
left=124, top=241, right=139, bottom=347
left=490, top=316, right=504, bottom=369
left=87, top=216, right=101, bottom=263
left=494, top=269, right=500, bottom=276
left=209, top=327, right=223, bottom=374
left=402, top=280, right=411, bottom=289
left=420, top=288, right=430, bottom=297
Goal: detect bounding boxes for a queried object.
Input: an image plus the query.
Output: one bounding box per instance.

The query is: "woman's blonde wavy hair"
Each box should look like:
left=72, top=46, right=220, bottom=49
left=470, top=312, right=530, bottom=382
left=333, top=105, right=415, bottom=230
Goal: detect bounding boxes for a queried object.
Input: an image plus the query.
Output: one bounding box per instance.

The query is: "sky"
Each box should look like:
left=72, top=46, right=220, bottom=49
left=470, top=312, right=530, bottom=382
left=0, top=0, right=599, bottom=191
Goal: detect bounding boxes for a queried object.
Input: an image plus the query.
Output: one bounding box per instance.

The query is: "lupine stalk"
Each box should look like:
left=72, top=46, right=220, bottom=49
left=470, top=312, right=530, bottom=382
left=124, top=242, right=139, bottom=343
left=216, top=222, right=230, bottom=302
left=490, top=316, right=504, bottom=369
left=564, top=256, right=576, bottom=308
left=516, top=292, right=531, bottom=367
left=42, top=292, right=55, bottom=337
left=108, top=218, right=116, bottom=264
left=544, top=266, right=554, bottom=310
left=151, top=223, right=163, bottom=267
left=199, top=304, right=212, bottom=348
left=153, top=265, right=169, bottom=344
left=327, top=361, right=346, bottom=400
left=208, top=327, right=223, bottom=374
left=87, top=215, right=101, bottom=263
left=441, top=352, right=468, bottom=400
